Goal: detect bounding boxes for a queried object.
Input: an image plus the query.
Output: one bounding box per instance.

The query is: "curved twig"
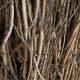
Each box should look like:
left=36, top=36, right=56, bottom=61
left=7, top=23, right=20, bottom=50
left=2, top=0, right=14, bottom=80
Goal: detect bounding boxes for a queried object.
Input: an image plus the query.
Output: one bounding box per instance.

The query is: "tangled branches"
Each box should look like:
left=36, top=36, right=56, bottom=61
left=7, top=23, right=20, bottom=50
left=0, top=0, right=80, bottom=80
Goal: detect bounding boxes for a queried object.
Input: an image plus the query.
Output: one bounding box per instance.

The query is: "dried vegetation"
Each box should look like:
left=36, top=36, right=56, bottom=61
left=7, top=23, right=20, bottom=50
left=0, top=0, right=80, bottom=80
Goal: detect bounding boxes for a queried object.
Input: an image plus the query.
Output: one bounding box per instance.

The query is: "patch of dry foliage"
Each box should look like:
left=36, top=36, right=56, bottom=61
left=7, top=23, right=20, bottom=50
left=0, top=0, right=80, bottom=80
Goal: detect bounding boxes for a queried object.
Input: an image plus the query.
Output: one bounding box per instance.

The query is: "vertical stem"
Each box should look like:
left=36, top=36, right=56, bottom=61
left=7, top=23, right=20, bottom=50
left=22, top=0, right=28, bottom=79
left=2, top=45, right=7, bottom=80
left=22, top=0, right=28, bottom=41
left=2, top=0, right=14, bottom=79
left=27, top=29, right=34, bottom=80
left=42, top=0, right=46, bottom=19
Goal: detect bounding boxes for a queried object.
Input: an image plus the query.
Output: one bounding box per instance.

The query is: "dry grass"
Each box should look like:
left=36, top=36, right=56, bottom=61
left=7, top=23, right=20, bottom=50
left=0, top=0, right=80, bottom=80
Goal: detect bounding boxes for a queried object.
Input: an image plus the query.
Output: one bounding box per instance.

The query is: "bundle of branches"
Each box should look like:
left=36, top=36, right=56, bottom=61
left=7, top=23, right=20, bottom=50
left=0, top=0, right=80, bottom=80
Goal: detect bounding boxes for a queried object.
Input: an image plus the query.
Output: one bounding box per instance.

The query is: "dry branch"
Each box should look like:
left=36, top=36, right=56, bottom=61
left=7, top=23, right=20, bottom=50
left=0, top=0, right=80, bottom=80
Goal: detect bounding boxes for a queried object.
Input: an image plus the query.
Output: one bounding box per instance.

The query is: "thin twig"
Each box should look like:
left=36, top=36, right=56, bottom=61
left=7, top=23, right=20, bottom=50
left=27, top=29, right=34, bottom=80
left=30, top=0, right=40, bottom=29
left=34, top=57, right=45, bottom=80
left=22, top=0, right=29, bottom=79
left=34, top=21, right=44, bottom=80
left=2, top=0, right=14, bottom=46
left=2, top=0, right=14, bottom=80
